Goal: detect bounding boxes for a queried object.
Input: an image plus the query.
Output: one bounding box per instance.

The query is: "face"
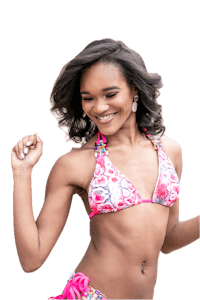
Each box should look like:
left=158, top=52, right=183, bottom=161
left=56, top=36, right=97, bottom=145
left=80, top=62, right=138, bottom=135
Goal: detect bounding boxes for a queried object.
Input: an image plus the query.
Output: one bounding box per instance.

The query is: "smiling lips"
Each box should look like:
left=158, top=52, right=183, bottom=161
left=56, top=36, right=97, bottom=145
left=96, top=113, right=117, bottom=124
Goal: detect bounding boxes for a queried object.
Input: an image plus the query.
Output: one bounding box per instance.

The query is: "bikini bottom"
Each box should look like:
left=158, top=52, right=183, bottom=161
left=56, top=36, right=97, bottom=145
left=48, top=270, right=107, bottom=300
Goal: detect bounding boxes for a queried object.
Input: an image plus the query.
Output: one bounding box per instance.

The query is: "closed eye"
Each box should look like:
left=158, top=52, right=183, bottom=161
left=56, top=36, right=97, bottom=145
left=82, top=93, right=117, bottom=101
left=107, top=93, right=117, bottom=98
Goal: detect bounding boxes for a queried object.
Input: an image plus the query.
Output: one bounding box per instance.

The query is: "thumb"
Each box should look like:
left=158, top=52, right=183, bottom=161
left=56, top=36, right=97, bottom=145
left=35, top=133, right=43, bottom=148
left=35, top=132, right=40, bottom=138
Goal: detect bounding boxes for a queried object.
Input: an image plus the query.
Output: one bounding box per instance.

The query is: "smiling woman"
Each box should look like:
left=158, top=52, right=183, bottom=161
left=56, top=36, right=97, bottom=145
left=12, top=38, right=199, bottom=300
left=50, top=39, right=164, bottom=143
left=80, top=63, right=137, bottom=132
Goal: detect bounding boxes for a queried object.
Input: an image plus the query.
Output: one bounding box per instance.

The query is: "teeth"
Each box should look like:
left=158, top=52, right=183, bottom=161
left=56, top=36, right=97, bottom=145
left=98, top=113, right=115, bottom=120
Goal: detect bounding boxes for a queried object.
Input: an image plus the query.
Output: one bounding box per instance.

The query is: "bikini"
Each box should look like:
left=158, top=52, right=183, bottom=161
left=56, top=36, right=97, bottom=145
left=48, top=128, right=179, bottom=300
left=88, top=129, right=179, bottom=219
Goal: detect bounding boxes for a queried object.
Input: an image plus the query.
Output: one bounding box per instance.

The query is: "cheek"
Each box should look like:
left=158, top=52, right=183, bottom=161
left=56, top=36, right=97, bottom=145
left=82, top=101, right=93, bottom=113
left=117, top=94, right=132, bottom=110
left=81, top=101, right=87, bottom=110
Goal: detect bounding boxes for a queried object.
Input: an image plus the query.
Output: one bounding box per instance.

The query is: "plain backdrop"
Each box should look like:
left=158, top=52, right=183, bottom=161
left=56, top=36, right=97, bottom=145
left=1, top=1, right=199, bottom=299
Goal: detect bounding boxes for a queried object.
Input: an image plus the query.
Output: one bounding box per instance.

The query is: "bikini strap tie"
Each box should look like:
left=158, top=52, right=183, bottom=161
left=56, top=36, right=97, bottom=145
left=94, top=131, right=108, bottom=158
left=143, top=127, right=161, bottom=151
left=94, top=129, right=161, bottom=157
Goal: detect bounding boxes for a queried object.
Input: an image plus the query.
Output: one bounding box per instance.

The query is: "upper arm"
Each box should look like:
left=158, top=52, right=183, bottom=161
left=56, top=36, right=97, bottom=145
left=160, top=136, right=183, bottom=251
left=36, top=154, right=76, bottom=267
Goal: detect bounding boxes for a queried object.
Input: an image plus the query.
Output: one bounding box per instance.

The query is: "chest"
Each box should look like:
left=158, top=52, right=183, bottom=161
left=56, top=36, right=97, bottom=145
left=105, top=146, right=160, bottom=200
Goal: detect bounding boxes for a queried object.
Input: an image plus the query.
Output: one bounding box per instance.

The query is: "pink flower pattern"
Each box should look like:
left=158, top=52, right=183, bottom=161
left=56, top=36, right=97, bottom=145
left=88, top=136, right=179, bottom=218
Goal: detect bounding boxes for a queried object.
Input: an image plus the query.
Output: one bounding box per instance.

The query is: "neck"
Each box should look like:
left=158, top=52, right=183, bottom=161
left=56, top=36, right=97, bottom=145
left=102, top=123, right=146, bottom=147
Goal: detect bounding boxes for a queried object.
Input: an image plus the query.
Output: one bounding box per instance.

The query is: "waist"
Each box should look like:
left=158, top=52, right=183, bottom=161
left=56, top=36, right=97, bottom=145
left=91, top=237, right=160, bottom=265
left=76, top=241, right=158, bottom=299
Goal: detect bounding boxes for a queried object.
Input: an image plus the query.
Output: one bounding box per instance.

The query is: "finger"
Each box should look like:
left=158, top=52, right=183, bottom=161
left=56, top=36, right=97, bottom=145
left=18, top=140, right=25, bottom=159
left=19, top=135, right=35, bottom=159
left=26, top=134, right=36, bottom=149
left=13, top=135, right=30, bottom=159
left=35, top=133, right=43, bottom=151
left=22, top=135, right=30, bottom=155
left=12, top=144, right=20, bottom=159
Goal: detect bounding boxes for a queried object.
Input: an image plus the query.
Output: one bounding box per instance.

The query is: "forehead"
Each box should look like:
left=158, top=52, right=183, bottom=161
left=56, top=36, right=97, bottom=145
left=80, top=62, right=126, bottom=89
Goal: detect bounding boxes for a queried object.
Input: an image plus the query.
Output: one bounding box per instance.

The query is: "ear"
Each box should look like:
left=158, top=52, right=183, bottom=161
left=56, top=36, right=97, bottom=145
left=130, top=86, right=138, bottom=96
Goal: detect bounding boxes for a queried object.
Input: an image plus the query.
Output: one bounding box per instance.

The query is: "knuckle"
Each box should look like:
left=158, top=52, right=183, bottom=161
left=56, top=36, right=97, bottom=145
left=23, top=135, right=28, bottom=139
left=26, top=135, right=33, bottom=146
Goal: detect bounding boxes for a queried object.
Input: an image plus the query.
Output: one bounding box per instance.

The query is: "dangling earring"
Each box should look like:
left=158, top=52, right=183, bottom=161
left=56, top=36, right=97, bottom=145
left=82, top=112, right=86, bottom=118
left=132, top=95, right=139, bottom=112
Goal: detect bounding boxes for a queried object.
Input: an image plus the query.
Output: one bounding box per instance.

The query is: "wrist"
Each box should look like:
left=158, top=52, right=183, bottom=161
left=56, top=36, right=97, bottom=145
left=12, top=167, right=33, bottom=177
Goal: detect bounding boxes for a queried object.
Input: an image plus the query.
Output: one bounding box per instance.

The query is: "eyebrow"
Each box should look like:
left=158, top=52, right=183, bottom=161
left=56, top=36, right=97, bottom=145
left=80, top=86, right=120, bottom=95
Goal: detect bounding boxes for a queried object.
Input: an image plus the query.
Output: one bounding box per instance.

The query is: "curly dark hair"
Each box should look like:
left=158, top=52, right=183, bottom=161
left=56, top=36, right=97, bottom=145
left=50, top=38, right=165, bottom=143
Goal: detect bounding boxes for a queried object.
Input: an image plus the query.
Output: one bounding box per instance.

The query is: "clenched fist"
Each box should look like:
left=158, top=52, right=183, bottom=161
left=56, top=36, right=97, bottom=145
left=11, top=133, right=43, bottom=171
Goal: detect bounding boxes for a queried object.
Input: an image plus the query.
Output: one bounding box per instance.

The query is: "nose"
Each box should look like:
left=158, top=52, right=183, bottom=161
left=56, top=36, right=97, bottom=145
left=93, top=97, right=110, bottom=115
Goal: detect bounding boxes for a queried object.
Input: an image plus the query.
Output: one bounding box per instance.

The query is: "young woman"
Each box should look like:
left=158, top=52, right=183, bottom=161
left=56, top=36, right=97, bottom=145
left=11, top=38, right=199, bottom=300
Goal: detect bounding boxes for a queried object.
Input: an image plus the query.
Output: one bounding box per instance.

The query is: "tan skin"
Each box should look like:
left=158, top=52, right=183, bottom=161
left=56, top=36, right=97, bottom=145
left=11, top=62, right=182, bottom=299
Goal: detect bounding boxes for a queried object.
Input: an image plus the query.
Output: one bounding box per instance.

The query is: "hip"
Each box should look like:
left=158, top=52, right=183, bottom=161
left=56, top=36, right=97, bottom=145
left=74, top=241, right=158, bottom=299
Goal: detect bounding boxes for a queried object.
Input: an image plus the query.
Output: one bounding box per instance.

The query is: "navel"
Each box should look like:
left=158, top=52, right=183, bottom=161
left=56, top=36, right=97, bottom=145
left=141, top=260, right=147, bottom=274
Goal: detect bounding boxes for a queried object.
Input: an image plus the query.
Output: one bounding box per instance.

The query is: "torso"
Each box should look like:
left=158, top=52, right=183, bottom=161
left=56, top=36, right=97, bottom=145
left=66, top=132, right=176, bottom=299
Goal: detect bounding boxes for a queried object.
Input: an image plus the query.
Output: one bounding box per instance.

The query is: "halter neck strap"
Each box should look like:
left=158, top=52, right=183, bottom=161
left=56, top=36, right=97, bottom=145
left=94, top=131, right=108, bottom=158
left=96, top=131, right=107, bottom=144
left=94, top=129, right=161, bottom=158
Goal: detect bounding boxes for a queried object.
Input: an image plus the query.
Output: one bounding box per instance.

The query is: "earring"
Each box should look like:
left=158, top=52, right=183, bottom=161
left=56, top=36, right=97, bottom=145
left=82, top=112, right=86, bottom=118
left=132, top=95, right=139, bottom=112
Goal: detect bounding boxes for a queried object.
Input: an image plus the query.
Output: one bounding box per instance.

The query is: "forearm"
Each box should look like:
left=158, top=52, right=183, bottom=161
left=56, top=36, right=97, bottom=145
left=162, top=216, right=200, bottom=254
left=13, top=169, right=40, bottom=272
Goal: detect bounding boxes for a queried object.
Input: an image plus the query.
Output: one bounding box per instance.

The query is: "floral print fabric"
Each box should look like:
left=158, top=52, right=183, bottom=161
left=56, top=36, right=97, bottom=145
left=88, top=136, right=179, bottom=218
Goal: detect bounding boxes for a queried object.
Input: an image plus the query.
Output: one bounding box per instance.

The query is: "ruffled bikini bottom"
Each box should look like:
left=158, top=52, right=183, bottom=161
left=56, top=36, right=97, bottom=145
left=48, top=270, right=107, bottom=300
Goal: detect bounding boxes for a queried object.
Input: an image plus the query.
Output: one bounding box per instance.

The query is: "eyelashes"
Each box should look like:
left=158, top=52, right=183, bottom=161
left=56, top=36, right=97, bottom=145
left=107, top=93, right=117, bottom=98
left=82, top=93, right=117, bottom=101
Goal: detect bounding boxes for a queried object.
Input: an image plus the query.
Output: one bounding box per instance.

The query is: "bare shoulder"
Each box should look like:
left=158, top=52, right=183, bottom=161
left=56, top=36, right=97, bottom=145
left=60, top=134, right=97, bottom=165
left=159, top=135, right=183, bottom=179
left=55, top=134, right=98, bottom=190
left=160, top=135, right=181, bottom=154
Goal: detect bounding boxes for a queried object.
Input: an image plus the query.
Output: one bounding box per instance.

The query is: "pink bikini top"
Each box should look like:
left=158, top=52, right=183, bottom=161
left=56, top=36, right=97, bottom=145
left=88, top=129, right=179, bottom=219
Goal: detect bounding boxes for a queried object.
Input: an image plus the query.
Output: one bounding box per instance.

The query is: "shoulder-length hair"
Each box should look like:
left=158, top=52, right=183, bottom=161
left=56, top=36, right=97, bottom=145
left=50, top=38, right=165, bottom=143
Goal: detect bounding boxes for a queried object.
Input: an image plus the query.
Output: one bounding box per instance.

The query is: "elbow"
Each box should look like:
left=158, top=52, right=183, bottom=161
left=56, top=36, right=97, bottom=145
left=21, top=266, right=40, bottom=274
left=22, top=253, right=46, bottom=272
left=161, top=250, right=170, bottom=255
left=161, top=244, right=171, bottom=254
left=21, top=260, right=41, bottom=273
